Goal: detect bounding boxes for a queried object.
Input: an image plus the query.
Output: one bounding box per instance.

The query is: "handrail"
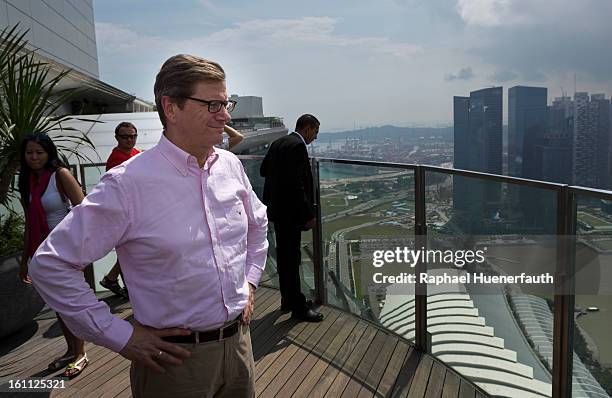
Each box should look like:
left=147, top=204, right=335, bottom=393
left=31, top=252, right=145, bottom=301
left=76, top=155, right=611, bottom=398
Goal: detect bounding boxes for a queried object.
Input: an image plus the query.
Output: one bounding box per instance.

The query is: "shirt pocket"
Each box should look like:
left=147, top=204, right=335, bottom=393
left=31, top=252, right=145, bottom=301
left=212, top=178, right=248, bottom=238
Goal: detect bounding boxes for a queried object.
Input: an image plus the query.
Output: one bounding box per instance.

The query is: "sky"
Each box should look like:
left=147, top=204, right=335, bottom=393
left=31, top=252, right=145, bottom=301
left=93, top=0, right=612, bottom=131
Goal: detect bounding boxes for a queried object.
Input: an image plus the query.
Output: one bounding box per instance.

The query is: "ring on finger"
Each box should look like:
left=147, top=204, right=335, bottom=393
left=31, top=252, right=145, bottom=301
left=157, top=350, right=163, bottom=357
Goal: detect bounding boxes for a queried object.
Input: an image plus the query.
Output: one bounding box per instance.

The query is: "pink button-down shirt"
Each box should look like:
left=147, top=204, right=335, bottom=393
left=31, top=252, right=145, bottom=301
left=29, top=135, right=268, bottom=352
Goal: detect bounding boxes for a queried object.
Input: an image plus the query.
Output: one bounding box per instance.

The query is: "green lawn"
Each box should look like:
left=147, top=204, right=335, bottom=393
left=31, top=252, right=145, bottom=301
left=579, top=212, right=612, bottom=228
left=344, top=224, right=413, bottom=240
left=323, top=215, right=381, bottom=241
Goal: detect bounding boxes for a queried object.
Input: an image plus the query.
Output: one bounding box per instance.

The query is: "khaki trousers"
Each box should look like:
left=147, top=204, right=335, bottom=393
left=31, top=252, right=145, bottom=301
left=130, top=323, right=255, bottom=398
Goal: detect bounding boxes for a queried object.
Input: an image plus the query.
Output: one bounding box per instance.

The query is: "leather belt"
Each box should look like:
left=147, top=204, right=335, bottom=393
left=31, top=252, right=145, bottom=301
left=162, top=316, right=242, bottom=344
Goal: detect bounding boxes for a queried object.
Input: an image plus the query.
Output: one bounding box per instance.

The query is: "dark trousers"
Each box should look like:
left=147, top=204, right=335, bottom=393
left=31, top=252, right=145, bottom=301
left=273, top=222, right=306, bottom=311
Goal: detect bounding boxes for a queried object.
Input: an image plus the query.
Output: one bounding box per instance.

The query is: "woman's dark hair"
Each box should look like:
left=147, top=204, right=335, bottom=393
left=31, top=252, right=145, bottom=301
left=18, top=133, right=67, bottom=208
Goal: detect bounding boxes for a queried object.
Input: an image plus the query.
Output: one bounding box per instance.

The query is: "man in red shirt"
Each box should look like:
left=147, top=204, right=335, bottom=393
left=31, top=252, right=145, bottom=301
left=100, top=122, right=141, bottom=297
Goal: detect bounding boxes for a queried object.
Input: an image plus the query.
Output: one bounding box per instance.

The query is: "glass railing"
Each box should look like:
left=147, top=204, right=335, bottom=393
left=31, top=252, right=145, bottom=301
left=75, top=155, right=612, bottom=398
left=424, top=169, right=557, bottom=398
left=573, top=193, right=612, bottom=398
left=318, top=160, right=415, bottom=321
left=239, top=157, right=280, bottom=290
left=78, top=163, right=118, bottom=292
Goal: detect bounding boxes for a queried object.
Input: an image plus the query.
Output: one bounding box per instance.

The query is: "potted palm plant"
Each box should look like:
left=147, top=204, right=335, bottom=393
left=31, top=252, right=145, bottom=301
left=0, top=25, right=96, bottom=338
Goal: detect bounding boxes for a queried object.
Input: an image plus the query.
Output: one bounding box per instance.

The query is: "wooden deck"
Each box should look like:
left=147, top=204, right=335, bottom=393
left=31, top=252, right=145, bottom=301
left=0, top=287, right=488, bottom=397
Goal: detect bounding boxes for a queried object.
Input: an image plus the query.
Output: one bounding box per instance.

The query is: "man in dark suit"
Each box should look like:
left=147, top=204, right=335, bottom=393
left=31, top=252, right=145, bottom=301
left=260, top=114, right=324, bottom=322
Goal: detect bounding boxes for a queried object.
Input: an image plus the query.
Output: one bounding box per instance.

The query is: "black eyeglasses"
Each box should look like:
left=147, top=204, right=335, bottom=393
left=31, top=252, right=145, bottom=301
left=117, top=134, right=138, bottom=140
left=181, top=96, right=237, bottom=113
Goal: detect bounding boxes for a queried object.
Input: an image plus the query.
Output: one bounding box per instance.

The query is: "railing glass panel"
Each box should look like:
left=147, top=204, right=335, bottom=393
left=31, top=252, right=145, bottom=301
left=318, top=160, right=415, bottom=327
left=573, top=194, right=612, bottom=398
left=80, top=164, right=116, bottom=292
left=239, top=158, right=280, bottom=290
left=423, top=170, right=556, bottom=398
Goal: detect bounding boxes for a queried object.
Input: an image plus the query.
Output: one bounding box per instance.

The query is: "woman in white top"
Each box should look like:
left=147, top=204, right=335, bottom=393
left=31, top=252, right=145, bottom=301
left=18, top=133, right=88, bottom=378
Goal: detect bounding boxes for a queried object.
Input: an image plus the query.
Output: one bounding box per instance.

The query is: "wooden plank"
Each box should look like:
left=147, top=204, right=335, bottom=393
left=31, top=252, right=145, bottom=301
left=406, top=354, right=433, bottom=398
left=97, top=364, right=131, bottom=398
left=269, top=313, right=352, bottom=397
left=1, top=326, right=69, bottom=369
left=325, top=328, right=383, bottom=397
left=252, top=314, right=307, bottom=369
left=1, top=287, right=491, bottom=398
left=458, top=379, right=476, bottom=398
left=293, top=320, right=368, bottom=397
left=371, top=341, right=410, bottom=398
left=310, top=323, right=376, bottom=398
left=253, top=309, right=321, bottom=377
left=348, top=335, right=398, bottom=398
left=251, top=287, right=275, bottom=312
left=115, top=386, right=132, bottom=398
left=250, top=297, right=285, bottom=339
left=424, top=361, right=446, bottom=398
left=64, top=355, right=130, bottom=398
left=250, top=297, right=282, bottom=335
left=441, top=370, right=461, bottom=398
left=389, top=347, right=421, bottom=398
left=55, top=347, right=126, bottom=398
left=256, top=309, right=341, bottom=395
left=0, top=317, right=57, bottom=360
left=78, top=359, right=131, bottom=398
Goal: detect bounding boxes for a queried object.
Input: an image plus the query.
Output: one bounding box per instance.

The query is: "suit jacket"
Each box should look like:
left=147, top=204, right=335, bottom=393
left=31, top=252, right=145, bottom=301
left=260, top=133, right=314, bottom=227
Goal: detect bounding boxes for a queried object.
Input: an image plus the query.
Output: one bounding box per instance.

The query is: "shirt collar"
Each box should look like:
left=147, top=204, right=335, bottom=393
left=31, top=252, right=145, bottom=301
left=158, top=134, right=219, bottom=176
left=293, top=131, right=307, bottom=146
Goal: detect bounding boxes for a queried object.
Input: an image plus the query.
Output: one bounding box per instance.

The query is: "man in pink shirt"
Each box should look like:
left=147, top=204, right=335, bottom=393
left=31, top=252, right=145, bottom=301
left=29, top=54, right=268, bottom=397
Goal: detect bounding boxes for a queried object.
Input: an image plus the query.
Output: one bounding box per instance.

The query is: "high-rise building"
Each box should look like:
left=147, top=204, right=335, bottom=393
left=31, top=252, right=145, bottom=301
left=538, top=96, right=573, bottom=184
left=573, top=93, right=603, bottom=188
left=453, top=96, right=470, bottom=169
left=508, top=86, right=548, bottom=179
left=452, top=87, right=503, bottom=233
left=592, top=94, right=611, bottom=189
left=539, top=96, right=573, bottom=184
left=0, top=0, right=153, bottom=113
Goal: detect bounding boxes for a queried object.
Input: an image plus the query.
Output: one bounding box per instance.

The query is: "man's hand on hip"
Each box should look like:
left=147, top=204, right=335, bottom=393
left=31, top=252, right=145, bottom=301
left=119, top=321, right=192, bottom=373
left=242, top=283, right=256, bottom=325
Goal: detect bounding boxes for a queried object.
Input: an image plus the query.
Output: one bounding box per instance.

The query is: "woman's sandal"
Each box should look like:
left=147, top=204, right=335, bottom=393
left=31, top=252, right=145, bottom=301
left=48, top=354, right=74, bottom=371
left=63, top=354, right=88, bottom=378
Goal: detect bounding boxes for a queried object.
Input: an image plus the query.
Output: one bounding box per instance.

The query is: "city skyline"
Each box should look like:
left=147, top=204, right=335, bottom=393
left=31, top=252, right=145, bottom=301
left=93, top=0, right=612, bottom=131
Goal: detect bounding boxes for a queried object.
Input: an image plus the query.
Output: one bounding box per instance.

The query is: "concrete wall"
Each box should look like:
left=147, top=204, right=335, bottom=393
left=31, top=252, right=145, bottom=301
left=0, top=0, right=99, bottom=78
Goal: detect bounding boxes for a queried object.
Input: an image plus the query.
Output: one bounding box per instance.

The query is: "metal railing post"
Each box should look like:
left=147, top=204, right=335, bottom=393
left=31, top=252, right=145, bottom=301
left=414, top=165, right=428, bottom=352
left=552, top=186, right=576, bottom=398
left=78, top=163, right=96, bottom=290
left=312, top=158, right=326, bottom=305
left=79, top=164, right=87, bottom=193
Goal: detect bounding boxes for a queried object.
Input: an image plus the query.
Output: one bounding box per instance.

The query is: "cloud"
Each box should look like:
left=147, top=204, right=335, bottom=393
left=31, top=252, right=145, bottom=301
left=456, top=0, right=533, bottom=27
left=449, top=0, right=612, bottom=83
left=489, top=69, right=518, bottom=82
left=445, top=67, right=474, bottom=81
left=206, top=17, right=422, bottom=58
left=97, top=17, right=422, bottom=60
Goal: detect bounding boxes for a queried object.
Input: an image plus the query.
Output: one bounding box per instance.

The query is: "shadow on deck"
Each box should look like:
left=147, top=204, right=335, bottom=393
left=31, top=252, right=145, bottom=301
left=0, top=286, right=488, bottom=397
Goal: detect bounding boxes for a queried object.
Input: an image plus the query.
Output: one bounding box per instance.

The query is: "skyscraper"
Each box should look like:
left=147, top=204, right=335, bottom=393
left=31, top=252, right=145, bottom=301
left=572, top=92, right=610, bottom=188
left=508, top=86, right=548, bottom=179
left=452, top=87, right=503, bottom=233
left=539, top=96, right=573, bottom=184
left=592, top=94, right=611, bottom=189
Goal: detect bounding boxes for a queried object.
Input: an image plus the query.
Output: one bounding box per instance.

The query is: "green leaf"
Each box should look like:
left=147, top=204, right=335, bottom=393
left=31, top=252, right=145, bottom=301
left=0, top=24, right=99, bottom=207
